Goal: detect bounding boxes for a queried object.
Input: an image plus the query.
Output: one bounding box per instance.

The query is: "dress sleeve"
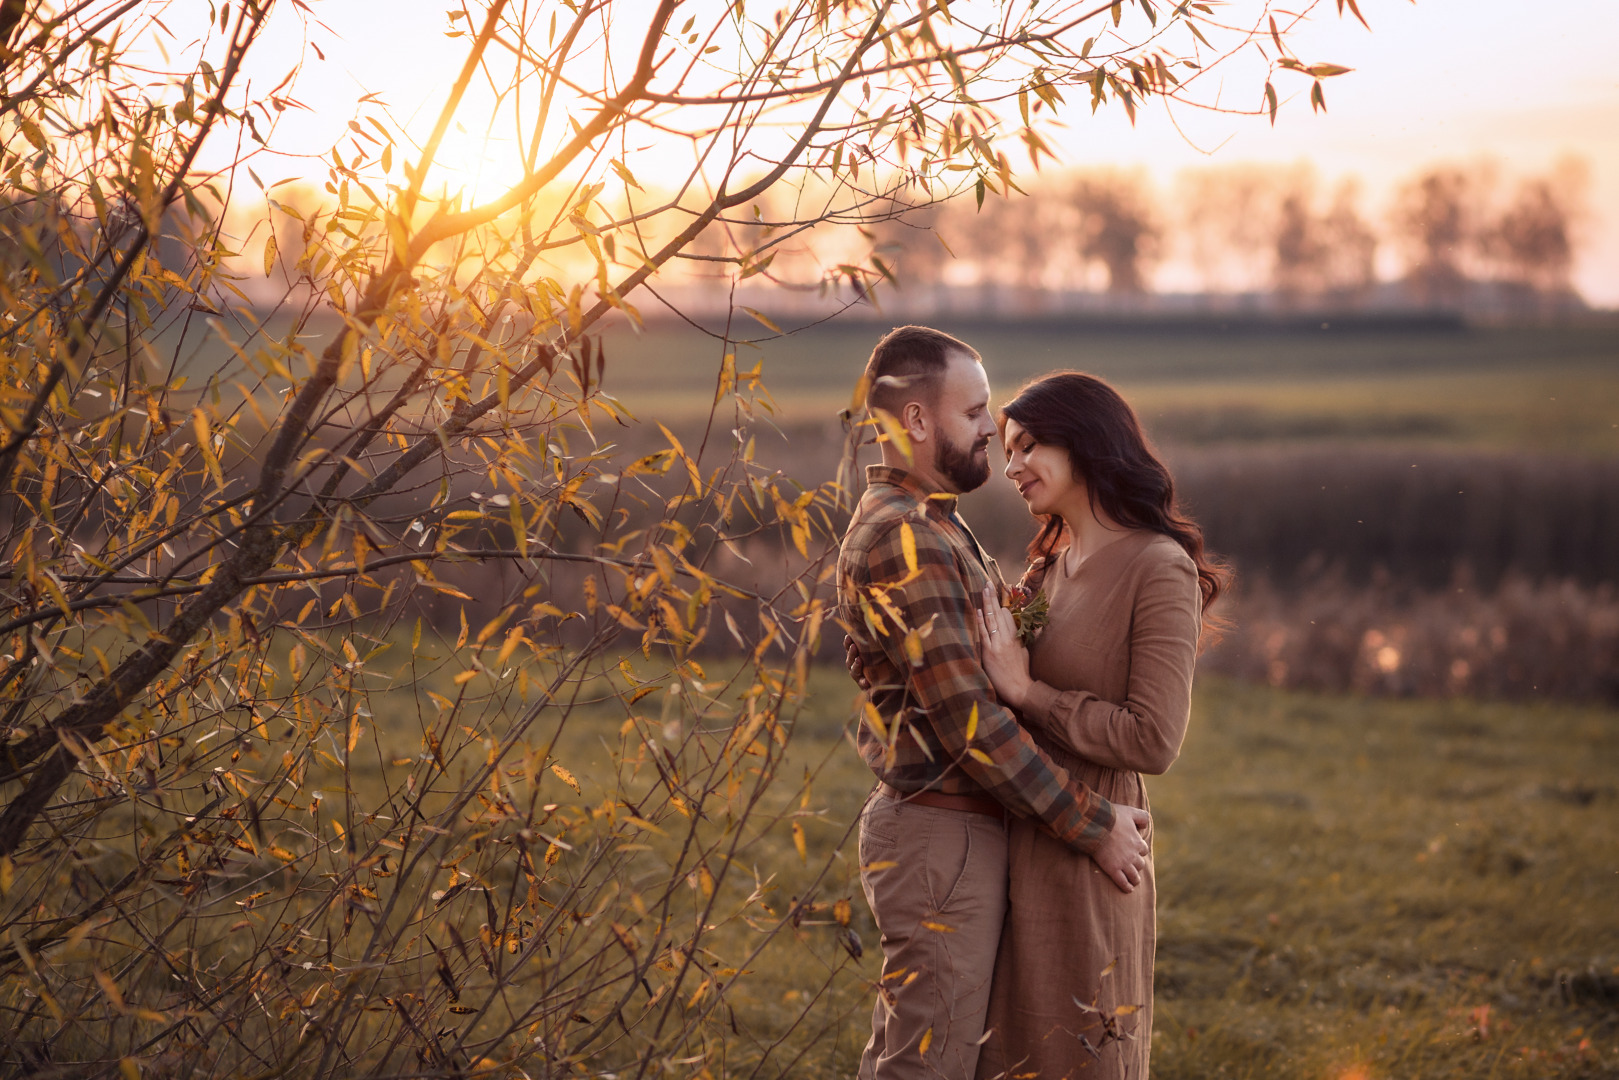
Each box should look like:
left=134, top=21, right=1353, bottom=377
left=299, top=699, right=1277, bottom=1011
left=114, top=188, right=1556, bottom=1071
left=1019, top=547, right=1201, bottom=775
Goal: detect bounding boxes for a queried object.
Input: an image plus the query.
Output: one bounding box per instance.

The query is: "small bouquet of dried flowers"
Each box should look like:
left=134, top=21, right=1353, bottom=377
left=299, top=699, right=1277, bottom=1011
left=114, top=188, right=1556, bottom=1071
left=1003, top=584, right=1050, bottom=646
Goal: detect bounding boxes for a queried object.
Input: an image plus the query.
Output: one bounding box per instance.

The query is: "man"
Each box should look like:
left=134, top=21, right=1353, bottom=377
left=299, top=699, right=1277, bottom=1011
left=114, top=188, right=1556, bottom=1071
left=838, top=325, right=1151, bottom=1080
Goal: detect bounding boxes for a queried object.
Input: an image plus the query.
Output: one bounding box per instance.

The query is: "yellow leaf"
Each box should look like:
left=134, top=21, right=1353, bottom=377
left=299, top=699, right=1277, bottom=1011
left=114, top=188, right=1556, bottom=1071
left=862, top=860, right=897, bottom=873
left=965, top=702, right=978, bottom=742
left=863, top=700, right=888, bottom=743
left=1114, top=1003, right=1140, bottom=1015
left=899, top=521, right=918, bottom=575
left=550, top=763, right=581, bottom=794
left=452, top=669, right=479, bottom=685
left=347, top=716, right=363, bottom=753
left=476, top=614, right=506, bottom=645
left=920, top=920, right=956, bottom=933
left=95, top=970, right=126, bottom=1011
left=919, top=1027, right=933, bottom=1056
left=496, top=628, right=525, bottom=665
left=870, top=409, right=913, bottom=464
left=263, top=232, right=278, bottom=276
left=849, top=373, right=871, bottom=412
left=742, top=307, right=782, bottom=333
left=967, top=748, right=994, bottom=766
left=120, top=1059, right=141, bottom=1080
left=792, top=821, right=807, bottom=864
left=191, top=408, right=224, bottom=489
left=19, top=118, right=46, bottom=151
left=902, top=629, right=925, bottom=669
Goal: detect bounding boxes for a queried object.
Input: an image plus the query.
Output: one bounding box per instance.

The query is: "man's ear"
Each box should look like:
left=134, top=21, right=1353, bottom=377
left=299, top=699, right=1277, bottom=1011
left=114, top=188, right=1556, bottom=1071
left=901, top=399, right=929, bottom=443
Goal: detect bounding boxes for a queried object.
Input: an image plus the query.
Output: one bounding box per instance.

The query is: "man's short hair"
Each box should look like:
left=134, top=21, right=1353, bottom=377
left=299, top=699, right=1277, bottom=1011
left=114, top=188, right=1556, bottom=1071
left=863, top=325, right=981, bottom=417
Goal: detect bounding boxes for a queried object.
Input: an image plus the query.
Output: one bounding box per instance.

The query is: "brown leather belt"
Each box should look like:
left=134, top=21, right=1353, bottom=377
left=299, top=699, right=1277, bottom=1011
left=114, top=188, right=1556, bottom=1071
left=877, top=781, right=1004, bottom=819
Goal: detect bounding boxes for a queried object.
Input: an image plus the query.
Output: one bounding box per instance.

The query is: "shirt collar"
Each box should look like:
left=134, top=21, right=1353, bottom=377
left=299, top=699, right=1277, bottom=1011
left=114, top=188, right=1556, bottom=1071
left=865, top=464, right=958, bottom=515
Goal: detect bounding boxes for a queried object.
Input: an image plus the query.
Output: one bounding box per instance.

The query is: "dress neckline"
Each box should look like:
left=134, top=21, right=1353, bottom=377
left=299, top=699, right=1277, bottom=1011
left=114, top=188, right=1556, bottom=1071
left=1055, top=528, right=1154, bottom=580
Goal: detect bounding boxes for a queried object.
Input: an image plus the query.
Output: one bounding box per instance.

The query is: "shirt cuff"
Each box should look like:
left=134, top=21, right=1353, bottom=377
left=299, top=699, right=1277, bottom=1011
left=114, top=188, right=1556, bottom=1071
left=1022, top=679, right=1061, bottom=725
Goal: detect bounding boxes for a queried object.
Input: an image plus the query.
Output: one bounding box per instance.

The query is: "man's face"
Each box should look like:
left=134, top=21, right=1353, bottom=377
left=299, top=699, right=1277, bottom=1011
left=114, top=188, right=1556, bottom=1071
left=926, top=351, right=997, bottom=493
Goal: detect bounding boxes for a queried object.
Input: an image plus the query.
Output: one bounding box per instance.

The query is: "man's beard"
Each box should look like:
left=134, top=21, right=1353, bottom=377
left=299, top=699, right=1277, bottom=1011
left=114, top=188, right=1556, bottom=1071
left=936, top=431, right=991, bottom=492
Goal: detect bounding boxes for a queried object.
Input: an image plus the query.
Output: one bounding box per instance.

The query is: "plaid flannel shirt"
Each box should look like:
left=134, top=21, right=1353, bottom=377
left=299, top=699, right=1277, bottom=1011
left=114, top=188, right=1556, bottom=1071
left=838, top=465, right=1116, bottom=854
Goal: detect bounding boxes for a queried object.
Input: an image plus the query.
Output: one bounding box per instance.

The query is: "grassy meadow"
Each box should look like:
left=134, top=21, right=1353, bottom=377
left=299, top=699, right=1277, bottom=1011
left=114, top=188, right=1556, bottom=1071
left=187, top=309, right=1618, bottom=450
left=124, top=311, right=1617, bottom=1076
left=340, top=661, right=1619, bottom=1079
left=592, top=316, right=1619, bottom=455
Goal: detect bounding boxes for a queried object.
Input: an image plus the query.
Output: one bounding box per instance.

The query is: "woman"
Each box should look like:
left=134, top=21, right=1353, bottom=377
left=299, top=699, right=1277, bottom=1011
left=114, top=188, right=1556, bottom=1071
left=972, top=372, right=1227, bottom=1080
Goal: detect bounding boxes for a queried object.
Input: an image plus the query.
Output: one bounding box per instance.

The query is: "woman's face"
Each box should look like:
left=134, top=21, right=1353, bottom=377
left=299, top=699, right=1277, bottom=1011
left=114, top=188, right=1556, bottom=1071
left=1002, top=417, right=1083, bottom=517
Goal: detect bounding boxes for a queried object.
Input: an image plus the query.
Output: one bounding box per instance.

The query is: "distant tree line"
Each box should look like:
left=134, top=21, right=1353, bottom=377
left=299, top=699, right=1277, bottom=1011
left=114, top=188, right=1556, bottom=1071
left=861, top=157, right=1589, bottom=307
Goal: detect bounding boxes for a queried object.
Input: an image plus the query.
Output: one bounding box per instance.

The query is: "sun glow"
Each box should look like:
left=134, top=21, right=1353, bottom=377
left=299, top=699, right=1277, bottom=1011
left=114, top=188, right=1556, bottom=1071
left=418, top=125, right=537, bottom=209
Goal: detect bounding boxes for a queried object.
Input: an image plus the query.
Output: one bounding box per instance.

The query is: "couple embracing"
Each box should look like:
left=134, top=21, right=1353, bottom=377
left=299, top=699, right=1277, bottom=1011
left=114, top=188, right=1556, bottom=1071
left=837, top=326, right=1227, bottom=1080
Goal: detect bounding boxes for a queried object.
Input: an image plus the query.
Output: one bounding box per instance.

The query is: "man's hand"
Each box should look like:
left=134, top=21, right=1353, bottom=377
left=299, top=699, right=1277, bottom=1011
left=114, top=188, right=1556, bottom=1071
left=845, top=634, right=872, bottom=692
left=1090, top=805, right=1151, bottom=893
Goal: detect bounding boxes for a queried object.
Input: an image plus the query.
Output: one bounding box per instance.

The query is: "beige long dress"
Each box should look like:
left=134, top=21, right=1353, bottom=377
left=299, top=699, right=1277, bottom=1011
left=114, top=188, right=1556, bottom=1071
left=976, top=530, right=1201, bottom=1080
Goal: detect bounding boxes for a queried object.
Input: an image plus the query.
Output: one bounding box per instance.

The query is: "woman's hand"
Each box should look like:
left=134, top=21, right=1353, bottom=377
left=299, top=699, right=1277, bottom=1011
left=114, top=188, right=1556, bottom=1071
left=976, top=585, right=1034, bottom=710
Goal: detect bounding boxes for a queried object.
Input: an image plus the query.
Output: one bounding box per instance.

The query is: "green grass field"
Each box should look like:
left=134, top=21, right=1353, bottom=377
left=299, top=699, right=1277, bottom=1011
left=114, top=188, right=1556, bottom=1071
left=436, top=665, right=1618, bottom=1079
left=114, top=309, right=1618, bottom=1075
left=593, top=318, right=1619, bottom=454
left=161, top=310, right=1619, bottom=452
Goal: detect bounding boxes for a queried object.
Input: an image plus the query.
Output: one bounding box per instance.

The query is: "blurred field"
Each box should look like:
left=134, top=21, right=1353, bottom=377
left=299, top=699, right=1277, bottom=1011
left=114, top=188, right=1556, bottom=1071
left=583, top=315, right=1619, bottom=702
left=350, top=662, right=1615, bottom=1079
left=595, top=317, right=1619, bottom=455
left=147, top=310, right=1619, bottom=698
left=166, top=310, right=1619, bottom=453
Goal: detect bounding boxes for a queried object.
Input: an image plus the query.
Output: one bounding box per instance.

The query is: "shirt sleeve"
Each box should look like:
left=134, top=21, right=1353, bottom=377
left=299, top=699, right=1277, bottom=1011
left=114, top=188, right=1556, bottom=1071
left=1020, top=551, right=1201, bottom=775
left=860, top=514, right=1117, bottom=854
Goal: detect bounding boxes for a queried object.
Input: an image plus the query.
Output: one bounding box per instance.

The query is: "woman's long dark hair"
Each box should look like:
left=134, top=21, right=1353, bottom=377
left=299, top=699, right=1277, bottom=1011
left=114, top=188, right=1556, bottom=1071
left=1000, top=371, right=1229, bottom=637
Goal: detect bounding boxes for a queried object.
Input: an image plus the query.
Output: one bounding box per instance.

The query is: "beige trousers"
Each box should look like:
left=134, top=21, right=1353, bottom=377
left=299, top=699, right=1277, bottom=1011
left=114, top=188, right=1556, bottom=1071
left=858, top=791, right=1010, bottom=1080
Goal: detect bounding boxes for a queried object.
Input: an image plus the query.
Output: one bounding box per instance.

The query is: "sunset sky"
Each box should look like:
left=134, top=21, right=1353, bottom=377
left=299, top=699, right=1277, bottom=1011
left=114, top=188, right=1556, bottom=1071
left=223, top=0, right=1619, bottom=304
